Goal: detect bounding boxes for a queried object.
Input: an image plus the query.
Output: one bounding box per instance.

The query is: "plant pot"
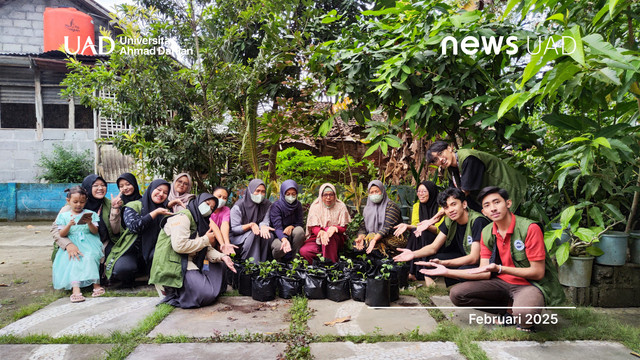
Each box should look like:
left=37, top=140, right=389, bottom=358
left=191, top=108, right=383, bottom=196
left=303, top=272, right=327, bottom=299
left=251, top=275, right=277, bottom=302
left=228, top=262, right=243, bottom=289
left=326, top=278, right=350, bottom=302
left=558, top=256, right=594, bottom=288
left=595, top=231, right=628, bottom=266
left=350, top=279, right=366, bottom=302
left=396, top=263, right=410, bottom=289
left=630, top=231, right=640, bottom=265
left=365, top=278, right=390, bottom=307
left=238, top=269, right=255, bottom=296
left=277, top=275, right=302, bottom=299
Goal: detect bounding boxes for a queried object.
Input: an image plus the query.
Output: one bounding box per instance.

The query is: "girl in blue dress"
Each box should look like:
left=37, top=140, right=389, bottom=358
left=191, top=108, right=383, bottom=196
left=52, top=186, right=105, bottom=302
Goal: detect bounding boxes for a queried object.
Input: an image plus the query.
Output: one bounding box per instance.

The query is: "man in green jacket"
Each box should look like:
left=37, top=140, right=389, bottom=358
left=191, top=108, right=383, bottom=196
left=425, top=141, right=528, bottom=213
left=394, top=188, right=490, bottom=287
left=448, top=186, right=564, bottom=332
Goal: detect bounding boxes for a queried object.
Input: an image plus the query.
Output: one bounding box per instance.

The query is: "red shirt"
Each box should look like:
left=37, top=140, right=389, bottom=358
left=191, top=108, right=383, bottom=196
left=480, top=213, right=546, bottom=285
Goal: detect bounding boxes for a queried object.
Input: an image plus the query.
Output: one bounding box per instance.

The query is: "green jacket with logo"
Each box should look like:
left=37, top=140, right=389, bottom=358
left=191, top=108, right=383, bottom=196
left=443, top=209, right=488, bottom=256
left=456, top=149, right=528, bottom=211
left=482, top=215, right=566, bottom=306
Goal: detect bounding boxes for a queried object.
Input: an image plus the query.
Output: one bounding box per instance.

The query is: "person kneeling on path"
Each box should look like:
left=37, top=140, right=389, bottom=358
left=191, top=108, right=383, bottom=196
left=150, top=193, right=236, bottom=309
left=394, top=188, right=489, bottom=287
left=450, top=186, right=565, bottom=332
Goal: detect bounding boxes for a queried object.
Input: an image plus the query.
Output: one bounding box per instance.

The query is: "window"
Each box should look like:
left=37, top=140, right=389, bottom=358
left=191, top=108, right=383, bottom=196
left=0, top=86, right=36, bottom=129
left=75, top=105, right=93, bottom=128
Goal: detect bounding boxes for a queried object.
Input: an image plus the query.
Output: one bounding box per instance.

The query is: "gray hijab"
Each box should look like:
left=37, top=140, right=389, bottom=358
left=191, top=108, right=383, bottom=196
left=238, top=179, right=272, bottom=224
left=363, top=180, right=390, bottom=234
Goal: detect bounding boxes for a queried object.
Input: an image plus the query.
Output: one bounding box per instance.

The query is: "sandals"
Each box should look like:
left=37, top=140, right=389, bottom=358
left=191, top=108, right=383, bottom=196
left=92, top=287, right=105, bottom=297
left=516, top=324, right=537, bottom=333
left=70, top=293, right=86, bottom=303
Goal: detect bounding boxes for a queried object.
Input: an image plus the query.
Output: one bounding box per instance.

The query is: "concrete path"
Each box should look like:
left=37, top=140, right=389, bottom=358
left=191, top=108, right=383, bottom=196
left=148, top=296, right=291, bottom=338
left=0, top=297, right=159, bottom=337
left=128, top=343, right=287, bottom=359
left=310, top=342, right=464, bottom=360
left=477, top=340, right=636, bottom=360
left=307, top=295, right=437, bottom=336
left=0, top=344, right=113, bottom=360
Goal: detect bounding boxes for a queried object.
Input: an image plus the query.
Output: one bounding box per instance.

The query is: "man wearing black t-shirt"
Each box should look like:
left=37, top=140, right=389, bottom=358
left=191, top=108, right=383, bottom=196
left=394, top=188, right=490, bottom=286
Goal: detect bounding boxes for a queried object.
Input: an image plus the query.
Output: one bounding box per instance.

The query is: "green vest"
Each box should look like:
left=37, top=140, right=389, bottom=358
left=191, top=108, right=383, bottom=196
left=444, top=209, right=487, bottom=255
left=149, top=210, right=196, bottom=289
left=104, top=200, right=143, bottom=279
left=456, top=149, right=528, bottom=211
left=482, top=215, right=566, bottom=306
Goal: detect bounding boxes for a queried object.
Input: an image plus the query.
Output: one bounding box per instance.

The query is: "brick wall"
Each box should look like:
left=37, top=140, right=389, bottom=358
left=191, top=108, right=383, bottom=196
left=564, top=263, right=640, bottom=307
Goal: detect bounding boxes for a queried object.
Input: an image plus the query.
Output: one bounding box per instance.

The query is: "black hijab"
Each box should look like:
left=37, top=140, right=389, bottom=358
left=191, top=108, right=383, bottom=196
left=81, top=174, right=107, bottom=213
left=239, top=179, right=272, bottom=224
left=417, top=181, right=439, bottom=221
left=140, top=179, right=170, bottom=264
left=116, top=172, right=141, bottom=205
left=186, top=193, right=218, bottom=237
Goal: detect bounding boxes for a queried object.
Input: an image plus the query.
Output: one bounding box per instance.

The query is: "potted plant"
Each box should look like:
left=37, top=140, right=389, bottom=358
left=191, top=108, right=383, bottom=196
left=252, top=260, right=278, bottom=302
left=238, top=257, right=258, bottom=296
left=365, top=263, right=392, bottom=307
left=350, top=270, right=367, bottom=302
left=277, top=255, right=303, bottom=299
left=326, top=269, right=350, bottom=302
left=303, top=264, right=327, bottom=299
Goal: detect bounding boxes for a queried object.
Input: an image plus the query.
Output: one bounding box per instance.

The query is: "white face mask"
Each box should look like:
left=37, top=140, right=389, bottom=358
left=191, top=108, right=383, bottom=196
left=216, top=198, right=226, bottom=209
left=251, top=194, right=264, bottom=204
left=369, top=194, right=383, bottom=204
left=285, top=195, right=297, bottom=204
left=198, top=201, right=212, bottom=217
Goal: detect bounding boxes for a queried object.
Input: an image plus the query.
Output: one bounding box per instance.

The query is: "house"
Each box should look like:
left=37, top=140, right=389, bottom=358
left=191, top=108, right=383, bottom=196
left=0, top=0, right=130, bottom=183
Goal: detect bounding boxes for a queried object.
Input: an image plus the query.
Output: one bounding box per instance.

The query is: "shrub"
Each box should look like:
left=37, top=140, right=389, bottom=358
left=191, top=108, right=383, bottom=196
left=37, top=144, right=93, bottom=183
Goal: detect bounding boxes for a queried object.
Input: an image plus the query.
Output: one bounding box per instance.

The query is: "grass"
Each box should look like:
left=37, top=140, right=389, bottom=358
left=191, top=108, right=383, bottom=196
left=10, top=292, right=64, bottom=323
left=282, top=296, right=313, bottom=359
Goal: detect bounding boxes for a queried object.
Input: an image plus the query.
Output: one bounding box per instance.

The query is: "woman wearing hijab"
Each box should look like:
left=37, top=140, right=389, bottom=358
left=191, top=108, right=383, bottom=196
left=393, top=181, right=443, bottom=280
left=229, top=179, right=274, bottom=263
left=354, top=180, right=407, bottom=258
left=104, top=179, right=172, bottom=286
left=109, top=173, right=142, bottom=236
left=150, top=193, right=235, bottom=309
left=167, top=173, right=196, bottom=213
left=269, top=180, right=305, bottom=261
left=300, top=183, right=351, bottom=263
left=51, top=174, right=119, bottom=266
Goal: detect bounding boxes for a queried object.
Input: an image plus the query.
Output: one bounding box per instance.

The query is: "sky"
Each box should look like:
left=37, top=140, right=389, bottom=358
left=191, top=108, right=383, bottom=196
left=96, top=0, right=131, bottom=11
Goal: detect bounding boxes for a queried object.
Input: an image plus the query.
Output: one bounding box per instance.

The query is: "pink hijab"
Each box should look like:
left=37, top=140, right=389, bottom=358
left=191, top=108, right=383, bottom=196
left=306, top=183, right=351, bottom=236
left=168, top=173, right=196, bottom=212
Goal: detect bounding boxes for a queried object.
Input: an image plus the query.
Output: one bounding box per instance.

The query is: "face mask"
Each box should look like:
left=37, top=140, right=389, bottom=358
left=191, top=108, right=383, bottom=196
left=369, top=194, right=383, bottom=204
left=285, top=195, right=297, bottom=204
left=198, top=201, right=212, bottom=217
left=216, top=198, right=226, bottom=209
left=251, top=194, right=264, bottom=204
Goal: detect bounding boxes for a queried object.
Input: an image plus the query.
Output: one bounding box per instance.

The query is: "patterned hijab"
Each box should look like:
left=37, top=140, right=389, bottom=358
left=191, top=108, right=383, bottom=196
left=237, top=179, right=272, bottom=224
left=116, top=172, right=141, bottom=205
left=168, top=173, right=196, bottom=212
left=417, top=181, right=439, bottom=221
left=363, top=180, right=390, bottom=234
left=306, top=183, right=351, bottom=236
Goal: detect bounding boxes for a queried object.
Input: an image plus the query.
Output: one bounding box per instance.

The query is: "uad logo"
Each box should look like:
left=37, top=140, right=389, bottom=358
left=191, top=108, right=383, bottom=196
left=64, top=19, right=80, bottom=33
left=63, top=35, right=115, bottom=55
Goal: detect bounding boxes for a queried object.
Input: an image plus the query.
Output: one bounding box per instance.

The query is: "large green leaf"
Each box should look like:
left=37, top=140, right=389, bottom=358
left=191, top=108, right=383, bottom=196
left=565, top=26, right=585, bottom=66
left=560, top=206, right=576, bottom=229
left=541, top=113, right=598, bottom=131
left=582, top=34, right=627, bottom=63
left=521, top=35, right=561, bottom=87
left=556, top=242, right=570, bottom=265
left=497, top=93, right=523, bottom=119
left=603, top=203, right=625, bottom=221
left=586, top=245, right=604, bottom=256
left=588, top=206, right=605, bottom=228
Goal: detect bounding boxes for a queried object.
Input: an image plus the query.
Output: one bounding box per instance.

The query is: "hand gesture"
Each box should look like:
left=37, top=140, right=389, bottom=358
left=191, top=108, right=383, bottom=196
left=283, top=225, right=294, bottom=236
left=393, top=223, right=408, bottom=237
left=221, top=243, right=237, bottom=256
left=325, top=226, right=337, bottom=238
left=66, top=243, right=83, bottom=260
left=280, top=238, right=292, bottom=253
left=68, top=217, right=77, bottom=226
left=260, top=226, right=274, bottom=239
left=466, top=263, right=498, bottom=274
left=354, top=235, right=365, bottom=251
left=419, top=263, right=448, bottom=277
left=222, top=255, right=236, bottom=273
left=111, top=191, right=123, bottom=209
left=392, top=248, right=415, bottom=262
left=320, top=231, right=330, bottom=246
left=205, top=228, right=217, bottom=245
left=366, top=239, right=376, bottom=254
left=250, top=223, right=260, bottom=235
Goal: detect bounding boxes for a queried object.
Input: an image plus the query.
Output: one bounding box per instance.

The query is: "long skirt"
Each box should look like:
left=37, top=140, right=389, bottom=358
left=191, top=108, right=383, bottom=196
left=230, top=231, right=273, bottom=263
left=406, top=230, right=437, bottom=280
left=162, top=262, right=227, bottom=309
left=299, top=233, right=346, bottom=263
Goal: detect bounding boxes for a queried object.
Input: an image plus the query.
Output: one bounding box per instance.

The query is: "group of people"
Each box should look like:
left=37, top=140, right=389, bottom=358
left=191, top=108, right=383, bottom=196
left=50, top=140, right=564, bottom=331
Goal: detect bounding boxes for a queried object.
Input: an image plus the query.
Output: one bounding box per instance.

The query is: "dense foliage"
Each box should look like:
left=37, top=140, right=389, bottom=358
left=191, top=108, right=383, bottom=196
left=36, top=144, right=93, bottom=183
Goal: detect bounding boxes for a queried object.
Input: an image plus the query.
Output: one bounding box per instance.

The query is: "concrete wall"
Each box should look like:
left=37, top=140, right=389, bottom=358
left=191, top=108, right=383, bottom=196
left=0, top=182, right=119, bottom=221
left=0, top=129, right=95, bottom=183
left=564, top=263, right=640, bottom=307
left=0, top=0, right=111, bottom=54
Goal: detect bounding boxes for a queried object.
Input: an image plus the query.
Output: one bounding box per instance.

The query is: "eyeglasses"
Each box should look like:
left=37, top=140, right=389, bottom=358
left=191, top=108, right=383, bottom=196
left=322, top=193, right=335, bottom=198
left=175, top=180, right=189, bottom=186
left=92, top=184, right=107, bottom=188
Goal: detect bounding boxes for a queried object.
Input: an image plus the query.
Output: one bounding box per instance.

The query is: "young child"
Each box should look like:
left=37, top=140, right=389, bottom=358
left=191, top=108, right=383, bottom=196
left=52, top=186, right=105, bottom=302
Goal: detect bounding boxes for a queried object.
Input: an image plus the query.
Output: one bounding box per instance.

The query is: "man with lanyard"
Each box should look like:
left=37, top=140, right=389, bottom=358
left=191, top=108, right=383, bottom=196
left=394, top=188, right=489, bottom=287
left=424, top=141, right=528, bottom=213
left=449, top=186, right=564, bottom=332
